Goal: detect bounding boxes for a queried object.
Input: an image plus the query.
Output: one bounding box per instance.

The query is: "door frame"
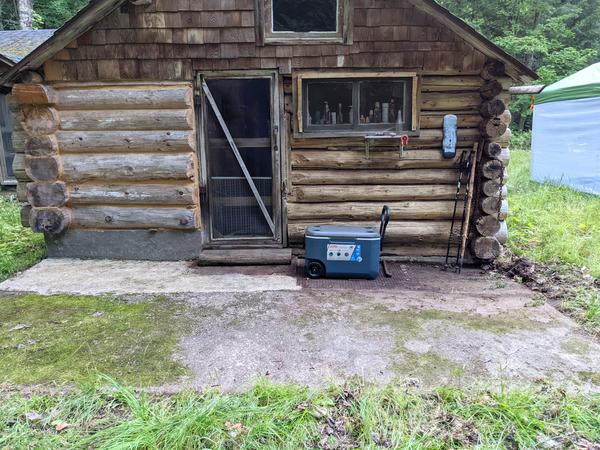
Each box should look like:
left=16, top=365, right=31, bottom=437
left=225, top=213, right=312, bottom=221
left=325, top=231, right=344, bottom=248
left=195, top=70, right=283, bottom=247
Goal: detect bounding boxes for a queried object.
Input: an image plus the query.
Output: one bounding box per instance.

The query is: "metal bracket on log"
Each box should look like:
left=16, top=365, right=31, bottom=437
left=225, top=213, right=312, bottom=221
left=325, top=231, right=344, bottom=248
left=364, top=133, right=406, bottom=159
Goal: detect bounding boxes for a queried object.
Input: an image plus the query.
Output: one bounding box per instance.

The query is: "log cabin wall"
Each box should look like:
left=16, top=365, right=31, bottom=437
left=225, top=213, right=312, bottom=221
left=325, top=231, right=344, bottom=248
left=11, top=0, right=517, bottom=260
left=12, top=82, right=200, bottom=234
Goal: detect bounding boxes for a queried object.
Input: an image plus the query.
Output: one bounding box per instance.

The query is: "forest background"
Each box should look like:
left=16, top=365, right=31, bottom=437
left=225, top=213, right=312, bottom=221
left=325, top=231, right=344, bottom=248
left=1, top=0, right=599, bottom=125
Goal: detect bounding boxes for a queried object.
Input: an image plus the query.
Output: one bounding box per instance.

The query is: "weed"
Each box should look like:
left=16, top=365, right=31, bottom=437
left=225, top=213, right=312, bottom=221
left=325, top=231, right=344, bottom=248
left=563, top=288, right=600, bottom=335
left=507, top=149, right=600, bottom=278
left=0, top=192, right=45, bottom=281
left=0, top=378, right=598, bottom=449
left=0, top=294, right=189, bottom=386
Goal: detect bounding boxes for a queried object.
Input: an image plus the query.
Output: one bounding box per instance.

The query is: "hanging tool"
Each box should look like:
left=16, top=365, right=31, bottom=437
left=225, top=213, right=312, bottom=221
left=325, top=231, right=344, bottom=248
left=380, top=205, right=392, bottom=278
left=444, top=150, right=474, bottom=272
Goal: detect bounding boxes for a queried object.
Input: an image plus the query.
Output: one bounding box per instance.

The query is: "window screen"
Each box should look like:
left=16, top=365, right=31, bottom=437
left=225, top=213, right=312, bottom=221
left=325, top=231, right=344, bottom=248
left=273, top=0, right=338, bottom=33
left=303, top=77, right=413, bottom=133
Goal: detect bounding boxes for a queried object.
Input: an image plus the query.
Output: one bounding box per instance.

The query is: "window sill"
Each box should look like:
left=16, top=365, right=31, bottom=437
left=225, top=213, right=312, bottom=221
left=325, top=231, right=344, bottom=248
left=293, top=130, right=421, bottom=139
left=264, top=36, right=345, bottom=45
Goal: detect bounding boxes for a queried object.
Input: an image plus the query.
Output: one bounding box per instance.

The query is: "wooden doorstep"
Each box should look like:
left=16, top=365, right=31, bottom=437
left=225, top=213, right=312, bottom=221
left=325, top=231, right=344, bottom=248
left=198, top=248, right=292, bottom=266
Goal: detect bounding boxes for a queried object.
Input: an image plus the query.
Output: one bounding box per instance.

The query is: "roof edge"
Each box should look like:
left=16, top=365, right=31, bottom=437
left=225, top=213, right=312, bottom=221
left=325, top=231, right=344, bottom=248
left=408, top=0, right=538, bottom=82
left=0, top=0, right=127, bottom=86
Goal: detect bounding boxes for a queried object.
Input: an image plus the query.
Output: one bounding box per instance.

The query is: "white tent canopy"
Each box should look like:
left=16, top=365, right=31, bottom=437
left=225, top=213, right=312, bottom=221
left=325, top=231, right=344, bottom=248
left=531, top=63, right=600, bottom=195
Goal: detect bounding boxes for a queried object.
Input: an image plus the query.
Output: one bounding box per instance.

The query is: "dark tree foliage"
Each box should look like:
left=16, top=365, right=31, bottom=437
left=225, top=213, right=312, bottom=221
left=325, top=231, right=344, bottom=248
left=31, top=0, right=89, bottom=29
left=0, top=0, right=20, bottom=30
left=438, top=0, right=600, bottom=123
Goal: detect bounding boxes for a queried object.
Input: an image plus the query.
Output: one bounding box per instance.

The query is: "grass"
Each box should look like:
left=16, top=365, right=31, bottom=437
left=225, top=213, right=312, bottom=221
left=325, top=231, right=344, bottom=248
left=0, top=294, right=190, bottom=386
left=0, top=378, right=598, bottom=449
left=507, top=148, right=600, bottom=278
left=0, top=190, right=45, bottom=281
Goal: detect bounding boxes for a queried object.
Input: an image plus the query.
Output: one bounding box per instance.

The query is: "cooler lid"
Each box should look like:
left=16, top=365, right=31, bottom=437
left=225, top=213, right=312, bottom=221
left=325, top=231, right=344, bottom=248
left=305, top=225, right=380, bottom=238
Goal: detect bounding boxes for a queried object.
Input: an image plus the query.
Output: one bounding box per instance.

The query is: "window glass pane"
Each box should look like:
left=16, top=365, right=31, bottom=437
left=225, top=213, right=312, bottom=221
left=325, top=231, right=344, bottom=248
left=306, top=81, right=353, bottom=127
left=273, top=0, right=337, bottom=33
left=359, top=80, right=407, bottom=128
left=0, top=95, right=14, bottom=179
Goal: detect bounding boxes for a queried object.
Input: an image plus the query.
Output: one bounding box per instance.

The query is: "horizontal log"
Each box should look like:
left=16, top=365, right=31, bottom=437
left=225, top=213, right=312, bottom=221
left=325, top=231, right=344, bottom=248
left=481, top=61, right=506, bottom=80
left=12, top=154, right=30, bottom=181
left=419, top=113, right=481, bottom=129
left=30, top=207, right=71, bottom=235
left=288, top=221, right=460, bottom=244
left=496, top=128, right=512, bottom=145
left=498, top=147, right=511, bottom=166
left=481, top=197, right=509, bottom=216
left=61, top=153, right=197, bottom=182
left=11, top=84, right=58, bottom=105
left=25, top=155, right=61, bottom=182
left=56, top=130, right=196, bottom=153
left=290, top=184, right=463, bottom=202
left=479, top=99, right=506, bottom=118
left=20, top=204, right=32, bottom=228
left=54, top=85, right=194, bottom=110
left=480, top=80, right=503, bottom=99
left=12, top=130, right=27, bottom=151
left=71, top=206, right=199, bottom=230
left=475, top=215, right=501, bottom=237
left=291, top=149, right=470, bottom=170
left=21, top=105, right=59, bottom=136
left=421, top=92, right=481, bottom=111
left=290, top=169, right=458, bottom=185
left=481, top=159, right=505, bottom=180
left=421, top=75, right=483, bottom=88
left=499, top=109, right=512, bottom=125
left=495, top=221, right=508, bottom=245
left=59, top=109, right=195, bottom=131
left=381, top=244, right=458, bottom=258
left=25, top=135, right=59, bottom=156
left=16, top=182, right=28, bottom=202
left=471, top=236, right=501, bottom=260
left=290, top=134, right=477, bottom=150
left=484, top=142, right=502, bottom=159
left=69, top=183, right=197, bottom=206
left=27, top=182, right=68, bottom=207
left=482, top=179, right=508, bottom=198
left=498, top=200, right=508, bottom=221
left=480, top=118, right=508, bottom=139
left=287, top=201, right=462, bottom=221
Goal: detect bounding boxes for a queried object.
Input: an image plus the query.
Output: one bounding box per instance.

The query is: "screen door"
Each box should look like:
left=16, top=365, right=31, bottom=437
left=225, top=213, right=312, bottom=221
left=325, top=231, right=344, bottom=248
left=201, top=76, right=279, bottom=241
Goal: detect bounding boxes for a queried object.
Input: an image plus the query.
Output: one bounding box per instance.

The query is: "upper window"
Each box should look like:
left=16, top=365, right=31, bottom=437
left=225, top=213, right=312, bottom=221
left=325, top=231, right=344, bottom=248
left=297, top=73, right=419, bottom=135
left=264, top=0, right=345, bottom=43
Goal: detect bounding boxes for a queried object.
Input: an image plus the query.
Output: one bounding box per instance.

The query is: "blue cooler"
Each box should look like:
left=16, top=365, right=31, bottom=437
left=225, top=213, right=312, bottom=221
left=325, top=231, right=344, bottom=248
left=304, top=225, right=381, bottom=280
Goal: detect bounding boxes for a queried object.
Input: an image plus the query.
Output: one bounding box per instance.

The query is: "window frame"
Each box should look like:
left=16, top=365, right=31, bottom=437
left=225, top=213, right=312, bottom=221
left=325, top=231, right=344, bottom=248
left=295, top=71, right=420, bottom=137
left=0, top=93, right=16, bottom=186
left=262, top=0, right=350, bottom=44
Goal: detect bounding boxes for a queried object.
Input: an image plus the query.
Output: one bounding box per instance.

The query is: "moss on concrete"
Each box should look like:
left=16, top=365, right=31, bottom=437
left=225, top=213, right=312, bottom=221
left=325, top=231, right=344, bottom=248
left=0, top=293, right=190, bottom=386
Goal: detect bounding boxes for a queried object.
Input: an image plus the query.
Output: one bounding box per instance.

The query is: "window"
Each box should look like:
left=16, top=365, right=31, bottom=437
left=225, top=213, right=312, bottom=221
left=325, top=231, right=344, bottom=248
left=298, top=73, right=418, bottom=135
left=0, top=94, right=15, bottom=185
left=264, top=0, right=346, bottom=43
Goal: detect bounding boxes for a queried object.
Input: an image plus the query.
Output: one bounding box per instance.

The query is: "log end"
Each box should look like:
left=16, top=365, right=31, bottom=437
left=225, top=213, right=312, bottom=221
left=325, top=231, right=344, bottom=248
left=471, top=236, right=502, bottom=260
left=27, top=182, right=68, bottom=208
left=30, top=207, right=71, bottom=234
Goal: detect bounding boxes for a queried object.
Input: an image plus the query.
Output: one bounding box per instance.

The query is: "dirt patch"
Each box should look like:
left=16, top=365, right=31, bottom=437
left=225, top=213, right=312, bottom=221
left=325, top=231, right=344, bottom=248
left=495, top=253, right=600, bottom=337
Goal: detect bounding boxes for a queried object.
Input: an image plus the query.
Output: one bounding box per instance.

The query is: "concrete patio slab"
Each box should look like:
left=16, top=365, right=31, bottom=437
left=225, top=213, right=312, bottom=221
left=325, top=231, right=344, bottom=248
left=0, top=258, right=301, bottom=295
left=1, top=260, right=599, bottom=392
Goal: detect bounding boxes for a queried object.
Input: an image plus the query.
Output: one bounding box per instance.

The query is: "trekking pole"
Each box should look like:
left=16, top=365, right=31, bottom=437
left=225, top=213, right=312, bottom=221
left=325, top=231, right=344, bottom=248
left=455, top=150, right=474, bottom=272
left=445, top=151, right=467, bottom=268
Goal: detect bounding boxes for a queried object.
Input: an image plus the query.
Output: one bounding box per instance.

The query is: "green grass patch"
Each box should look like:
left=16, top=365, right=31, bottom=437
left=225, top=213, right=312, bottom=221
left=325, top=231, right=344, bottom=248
left=562, top=288, right=600, bottom=335
left=0, top=378, right=598, bottom=449
left=0, top=294, right=189, bottom=386
left=507, top=149, right=600, bottom=278
left=0, top=191, right=45, bottom=281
